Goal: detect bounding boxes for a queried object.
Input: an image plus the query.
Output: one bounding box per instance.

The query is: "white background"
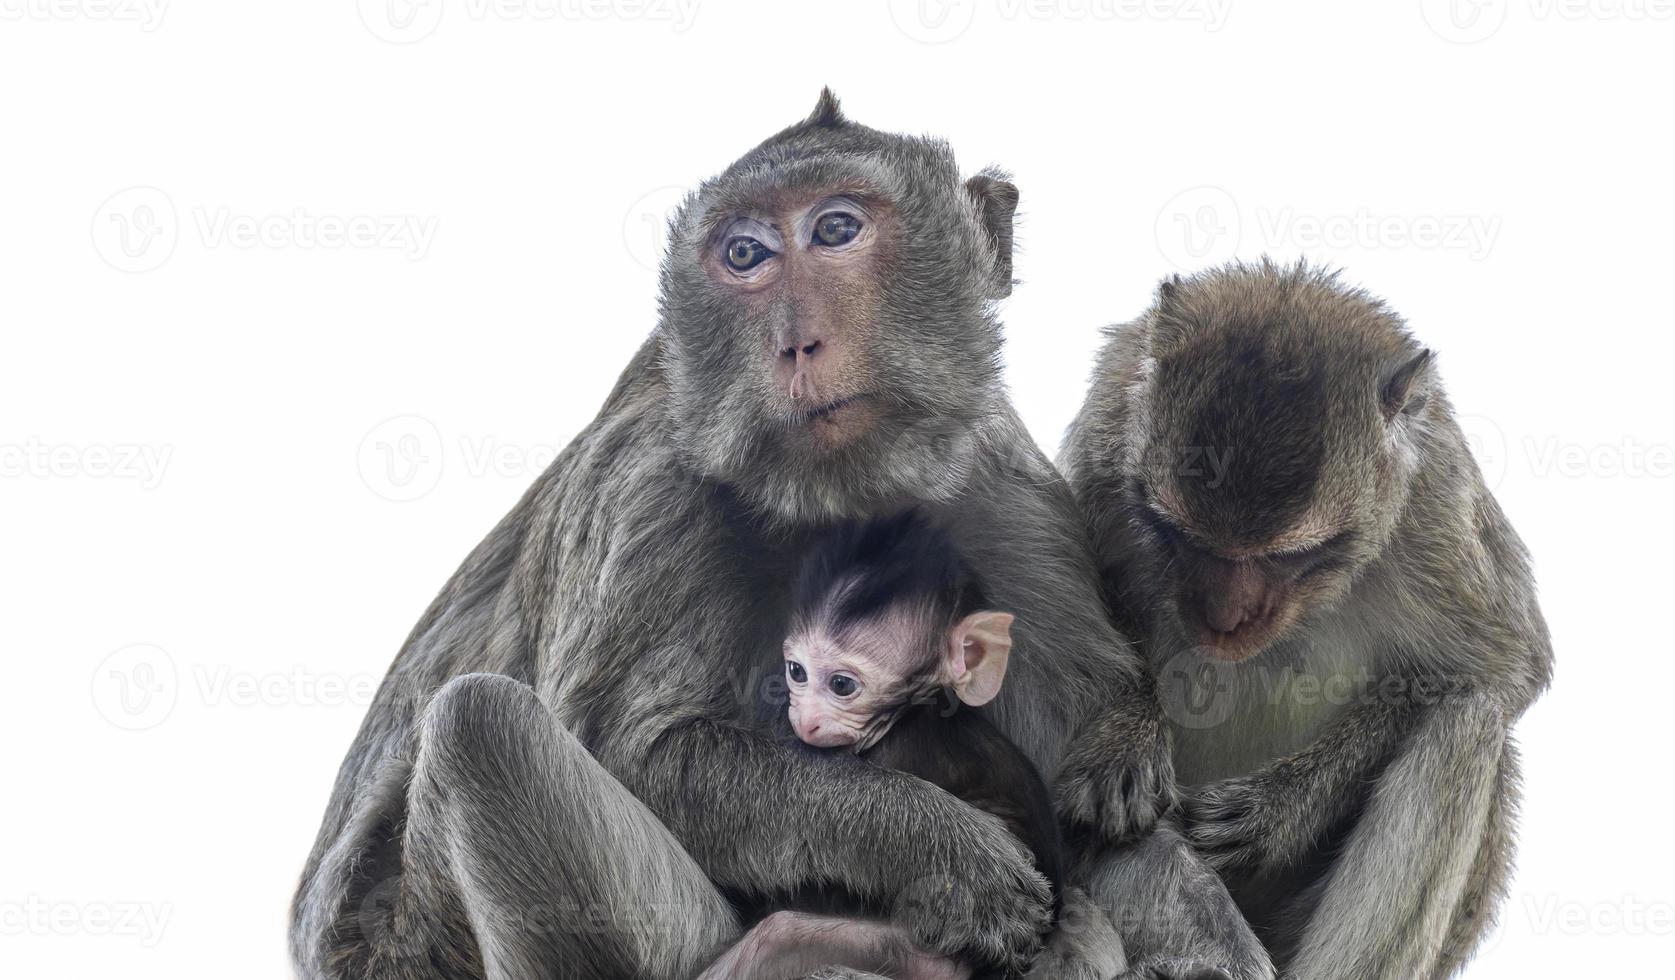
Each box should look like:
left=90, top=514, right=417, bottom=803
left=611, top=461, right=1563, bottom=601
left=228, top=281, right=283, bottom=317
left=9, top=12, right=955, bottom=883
left=3, top=1, right=1671, bottom=977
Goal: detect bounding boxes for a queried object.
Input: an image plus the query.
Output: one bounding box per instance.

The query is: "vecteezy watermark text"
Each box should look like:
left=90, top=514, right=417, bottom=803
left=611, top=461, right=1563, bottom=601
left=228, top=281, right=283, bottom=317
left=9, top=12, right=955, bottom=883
left=0, top=897, right=173, bottom=947
left=356, top=0, right=701, bottom=43
left=0, top=439, right=172, bottom=489
left=0, top=0, right=168, bottom=30
left=92, top=187, right=438, bottom=273
left=1154, top=186, right=1503, bottom=269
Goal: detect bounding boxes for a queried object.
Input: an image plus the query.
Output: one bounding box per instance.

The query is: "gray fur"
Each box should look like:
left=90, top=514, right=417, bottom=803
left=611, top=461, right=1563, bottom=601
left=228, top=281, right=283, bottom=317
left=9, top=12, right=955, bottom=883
left=1058, top=260, right=1552, bottom=978
left=291, top=93, right=1266, bottom=979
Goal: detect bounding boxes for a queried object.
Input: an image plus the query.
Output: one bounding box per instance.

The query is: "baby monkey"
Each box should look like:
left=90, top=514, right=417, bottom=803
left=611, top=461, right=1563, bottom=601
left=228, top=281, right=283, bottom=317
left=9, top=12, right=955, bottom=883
left=782, top=510, right=1063, bottom=903
left=701, top=513, right=1121, bottom=980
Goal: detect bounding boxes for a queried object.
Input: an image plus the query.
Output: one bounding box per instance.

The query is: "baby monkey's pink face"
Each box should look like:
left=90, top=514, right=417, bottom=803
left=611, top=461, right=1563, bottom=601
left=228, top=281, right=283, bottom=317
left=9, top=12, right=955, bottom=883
left=783, top=609, right=1015, bottom=749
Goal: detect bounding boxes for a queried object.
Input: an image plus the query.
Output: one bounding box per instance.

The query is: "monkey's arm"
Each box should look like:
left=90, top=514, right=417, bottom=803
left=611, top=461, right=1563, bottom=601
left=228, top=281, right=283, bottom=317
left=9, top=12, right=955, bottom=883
left=954, top=423, right=1175, bottom=843
left=1185, top=695, right=1418, bottom=876
left=622, top=714, right=1049, bottom=972
left=1283, top=691, right=1511, bottom=980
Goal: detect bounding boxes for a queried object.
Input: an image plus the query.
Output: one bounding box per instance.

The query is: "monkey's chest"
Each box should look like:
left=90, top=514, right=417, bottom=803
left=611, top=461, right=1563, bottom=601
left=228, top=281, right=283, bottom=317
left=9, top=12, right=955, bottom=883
left=1160, top=627, right=1373, bottom=787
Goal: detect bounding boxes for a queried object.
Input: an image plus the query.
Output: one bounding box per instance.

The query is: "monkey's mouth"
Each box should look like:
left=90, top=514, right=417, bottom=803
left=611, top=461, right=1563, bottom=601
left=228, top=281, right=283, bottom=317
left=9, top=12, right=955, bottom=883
left=783, top=394, right=877, bottom=452
left=1186, top=604, right=1292, bottom=663
left=802, top=395, right=866, bottom=422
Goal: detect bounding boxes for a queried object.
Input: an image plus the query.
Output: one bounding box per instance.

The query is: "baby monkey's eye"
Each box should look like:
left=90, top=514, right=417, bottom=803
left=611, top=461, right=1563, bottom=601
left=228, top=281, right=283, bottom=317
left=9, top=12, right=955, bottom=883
left=724, top=236, right=774, bottom=271
left=786, top=661, right=807, bottom=684
left=827, top=674, right=859, bottom=698
left=812, top=212, right=861, bottom=248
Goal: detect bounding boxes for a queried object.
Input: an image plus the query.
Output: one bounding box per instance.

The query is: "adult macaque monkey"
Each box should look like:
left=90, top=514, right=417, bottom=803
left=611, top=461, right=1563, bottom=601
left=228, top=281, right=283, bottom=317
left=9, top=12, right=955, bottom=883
left=292, top=93, right=1267, bottom=980
left=1059, top=261, right=1552, bottom=979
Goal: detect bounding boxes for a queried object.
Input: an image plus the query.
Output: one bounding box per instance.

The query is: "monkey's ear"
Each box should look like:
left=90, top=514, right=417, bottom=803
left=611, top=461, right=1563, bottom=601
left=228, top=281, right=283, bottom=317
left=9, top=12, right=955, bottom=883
left=965, top=170, right=1019, bottom=299
left=1156, top=274, right=1184, bottom=309
left=806, top=87, right=846, bottom=128
left=947, top=611, right=1015, bottom=706
left=1381, top=349, right=1435, bottom=421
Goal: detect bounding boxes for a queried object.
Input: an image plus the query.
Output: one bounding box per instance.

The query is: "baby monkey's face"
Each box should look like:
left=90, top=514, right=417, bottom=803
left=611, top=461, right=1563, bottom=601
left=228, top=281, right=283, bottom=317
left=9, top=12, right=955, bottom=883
left=783, top=628, right=914, bottom=748
left=783, top=608, right=1015, bottom=750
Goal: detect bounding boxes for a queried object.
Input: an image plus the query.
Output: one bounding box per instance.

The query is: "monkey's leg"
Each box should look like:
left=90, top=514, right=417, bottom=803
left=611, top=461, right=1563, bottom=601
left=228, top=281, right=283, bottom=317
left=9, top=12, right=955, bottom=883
left=697, top=911, right=971, bottom=980
left=1024, top=888, right=1128, bottom=980
left=1080, top=822, right=1274, bottom=980
left=1429, top=737, right=1521, bottom=979
left=1283, top=693, right=1506, bottom=980
left=398, top=672, right=741, bottom=980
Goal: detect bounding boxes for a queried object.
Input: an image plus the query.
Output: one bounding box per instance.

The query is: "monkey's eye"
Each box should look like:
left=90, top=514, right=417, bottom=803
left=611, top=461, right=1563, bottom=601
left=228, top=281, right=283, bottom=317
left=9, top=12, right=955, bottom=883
left=827, top=674, right=859, bottom=699
left=1142, top=509, right=1190, bottom=552
left=724, top=236, right=774, bottom=272
left=786, top=661, right=807, bottom=684
left=812, top=212, right=861, bottom=248
left=1277, top=530, right=1355, bottom=579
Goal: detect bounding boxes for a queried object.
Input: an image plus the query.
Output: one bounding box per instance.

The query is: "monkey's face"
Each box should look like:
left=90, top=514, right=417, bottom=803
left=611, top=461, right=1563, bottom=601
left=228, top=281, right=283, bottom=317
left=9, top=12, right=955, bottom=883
left=1122, top=265, right=1433, bottom=661
left=782, top=626, right=918, bottom=749
left=698, top=190, right=896, bottom=455
left=657, top=96, right=1015, bottom=525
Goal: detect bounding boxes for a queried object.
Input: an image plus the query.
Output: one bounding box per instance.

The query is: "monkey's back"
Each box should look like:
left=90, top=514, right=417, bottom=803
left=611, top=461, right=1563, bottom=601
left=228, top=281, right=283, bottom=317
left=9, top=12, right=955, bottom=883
left=862, top=700, right=1064, bottom=899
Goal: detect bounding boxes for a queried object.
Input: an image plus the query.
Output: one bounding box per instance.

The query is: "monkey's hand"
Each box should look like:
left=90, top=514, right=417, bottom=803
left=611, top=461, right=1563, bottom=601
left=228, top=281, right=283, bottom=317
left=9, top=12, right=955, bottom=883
left=892, top=795, right=1054, bottom=973
left=1185, top=774, right=1308, bottom=877
left=1053, top=706, right=1178, bottom=845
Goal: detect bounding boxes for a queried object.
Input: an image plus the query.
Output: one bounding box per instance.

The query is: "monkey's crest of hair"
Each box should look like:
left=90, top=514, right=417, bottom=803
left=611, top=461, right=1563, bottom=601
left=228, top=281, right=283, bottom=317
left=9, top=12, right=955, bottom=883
left=651, top=90, right=1020, bottom=527
left=791, top=509, right=986, bottom=644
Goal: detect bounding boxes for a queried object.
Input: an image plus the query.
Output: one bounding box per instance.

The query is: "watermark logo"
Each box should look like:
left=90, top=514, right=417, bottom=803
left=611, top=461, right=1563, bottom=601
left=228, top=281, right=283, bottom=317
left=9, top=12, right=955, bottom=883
left=1423, top=0, right=1674, bottom=43
left=92, top=187, right=438, bottom=273
left=356, top=416, right=570, bottom=502
left=92, top=648, right=383, bottom=730
left=891, top=417, right=983, bottom=503
left=1155, top=185, right=1242, bottom=270
left=888, top=0, right=979, bottom=43
left=1421, top=0, right=1510, bottom=42
left=92, top=186, right=178, bottom=273
left=357, top=0, right=701, bottom=42
left=622, top=185, right=688, bottom=272
left=1155, top=647, right=1239, bottom=730
left=358, top=415, right=446, bottom=502
left=91, top=643, right=178, bottom=731
left=1459, top=414, right=1510, bottom=491
left=1154, top=185, right=1502, bottom=269
left=358, top=0, right=445, bottom=43
left=889, top=0, right=1231, bottom=42
left=1454, top=414, right=1672, bottom=488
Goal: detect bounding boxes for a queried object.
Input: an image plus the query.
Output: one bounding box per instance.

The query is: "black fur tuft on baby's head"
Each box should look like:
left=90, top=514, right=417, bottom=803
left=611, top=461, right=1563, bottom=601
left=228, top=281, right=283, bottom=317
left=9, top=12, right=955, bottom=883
left=792, top=510, right=984, bottom=636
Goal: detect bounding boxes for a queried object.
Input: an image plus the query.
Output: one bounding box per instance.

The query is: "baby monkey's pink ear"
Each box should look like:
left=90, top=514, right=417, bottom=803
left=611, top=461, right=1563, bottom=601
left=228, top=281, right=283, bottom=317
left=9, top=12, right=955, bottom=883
left=947, top=611, right=1015, bottom=707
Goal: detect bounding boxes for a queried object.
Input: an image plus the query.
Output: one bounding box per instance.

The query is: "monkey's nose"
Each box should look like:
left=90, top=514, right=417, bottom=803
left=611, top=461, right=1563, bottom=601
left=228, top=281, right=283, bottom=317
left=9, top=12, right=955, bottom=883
left=779, top=338, right=823, bottom=361
left=1203, top=599, right=1250, bottom=634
